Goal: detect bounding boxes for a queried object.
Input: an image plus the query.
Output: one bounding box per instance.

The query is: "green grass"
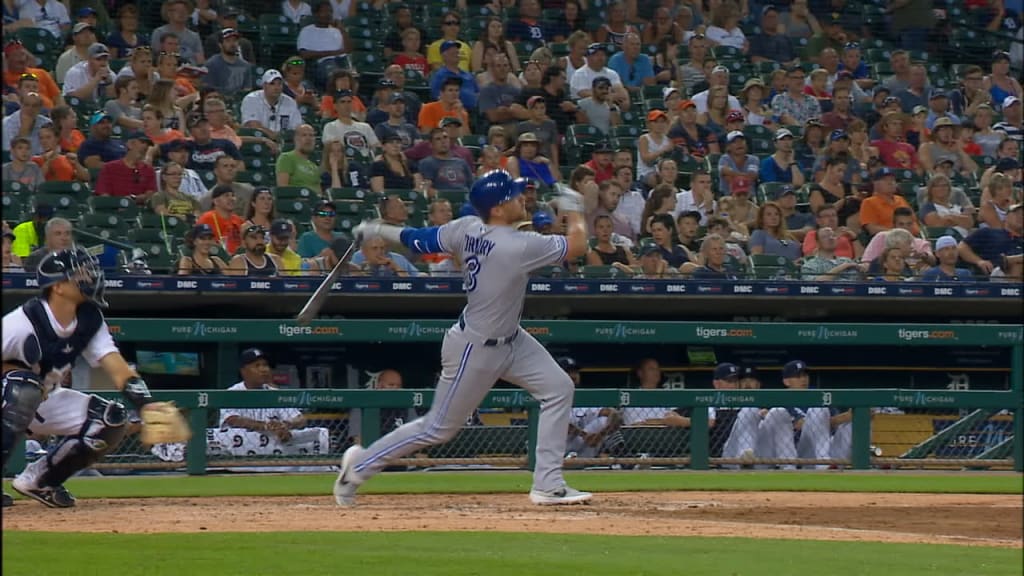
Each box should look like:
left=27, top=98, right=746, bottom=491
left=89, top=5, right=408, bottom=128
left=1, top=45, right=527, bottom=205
left=3, top=532, right=1020, bottom=576
left=3, top=471, right=1021, bottom=500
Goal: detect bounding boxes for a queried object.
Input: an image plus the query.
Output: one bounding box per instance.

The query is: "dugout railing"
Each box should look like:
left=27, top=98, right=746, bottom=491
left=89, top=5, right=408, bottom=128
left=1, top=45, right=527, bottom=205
left=5, top=321, right=1020, bottom=475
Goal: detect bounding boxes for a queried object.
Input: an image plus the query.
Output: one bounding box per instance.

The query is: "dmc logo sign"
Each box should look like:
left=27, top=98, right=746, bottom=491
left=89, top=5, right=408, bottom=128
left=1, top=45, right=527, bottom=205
left=695, top=326, right=755, bottom=339
left=104, top=279, right=123, bottom=288
left=897, top=329, right=957, bottom=341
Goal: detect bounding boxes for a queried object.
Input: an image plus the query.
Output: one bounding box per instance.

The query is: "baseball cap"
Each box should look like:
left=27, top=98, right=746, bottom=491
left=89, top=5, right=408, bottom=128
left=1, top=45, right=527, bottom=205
left=439, top=116, right=463, bottom=127
left=910, top=105, right=927, bottom=116
left=532, top=210, right=554, bottom=230
left=782, top=360, right=808, bottom=378
left=830, top=129, right=849, bottom=141
left=270, top=218, right=294, bottom=238
left=995, top=157, right=1021, bottom=172
left=774, top=127, right=793, bottom=140
left=210, top=184, right=235, bottom=199
left=592, top=76, right=612, bottom=89
left=741, top=78, right=765, bottom=92
left=712, top=64, right=730, bottom=75
left=726, top=110, right=745, bottom=123
left=1003, top=95, right=1021, bottom=109
left=164, top=138, right=190, bottom=152
left=933, top=117, right=955, bottom=129
left=872, top=167, right=895, bottom=180
left=526, top=95, right=546, bottom=108
left=220, top=27, right=240, bottom=39
left=390, top=93, right=406, bottom=104
left=87, top=43, right=109, bottom=58
left=34, top=203, right=55, bottom=218
left=76, top=7, right=97, bottom=17
left=935, top=235, right=958, bottom=251
left=883, top=96, right=900, bottom=107
left=240, top=347, right=271, bottom=367
left=647, top=109, right=668, bottom=122
left=556, top=356, right=579, bottom=373
left=662, top=86, right=680, bottom=100
left=639, top=244, right=661, bottom=257
left=440, top=40, right=461, bottom=52
left=934, top=157, right=955, bottom=168
left=334, top=88, right=354, bottom=100
left=740, top=365, right=758, bottom=380
left=72, top=22, right=94, bottom=35
left=1010, top=203, right=1023, bottom=213
left=315, top=199, right=337, bottom=212
left=929, top=91, right=948, bottom=100
left=187, top=114, right=210, bottom=129
left=761, top=4, right=777, bottom=14
left=89, top=111, right=113, bottom=126
left=221, top=7, right=240, bottom=18
left=586, top=42, right=607, bottom=56
left=261, top=69, right=284, bottom=85
left=593, top=142, right=614, bottom=154
left=678, top=209, right=702, bottom=221
left=191, top=222, right=215, bottom=237
left=381, top=132, right=403, bottom=144
left=993, top=50, right=1011, bottom=62
left=725, top=130, right=746, bottom=144
left=772, top=185, right=795, bottom=200
left=713, top=362, right=740, bottom=380
left=678, top=99, right=696, bottom=110
left=377, top=78, right=397, bottom=89
left=124, top=130, right=153, bottom=144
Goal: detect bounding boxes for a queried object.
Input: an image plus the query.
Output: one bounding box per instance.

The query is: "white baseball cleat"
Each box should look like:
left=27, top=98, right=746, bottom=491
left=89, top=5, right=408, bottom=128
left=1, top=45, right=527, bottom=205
left=529, top=486, right=593, bottom=505
left=333, top=445, right=366, bottom=506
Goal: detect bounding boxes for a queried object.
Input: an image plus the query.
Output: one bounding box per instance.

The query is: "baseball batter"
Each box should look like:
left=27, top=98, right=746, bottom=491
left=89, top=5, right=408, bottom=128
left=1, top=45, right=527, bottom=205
left=2, top=247, right=188, bottom=507
left=335, top=170, right=591, bottom=506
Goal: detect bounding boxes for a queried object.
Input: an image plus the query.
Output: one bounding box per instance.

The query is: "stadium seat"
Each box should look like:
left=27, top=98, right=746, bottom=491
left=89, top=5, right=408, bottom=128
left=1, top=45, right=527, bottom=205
left=37, top=181, right=91, bottom=201
left=276, top=186, right=318, bottom=201
left=749, top=254, right=797, bottom=280
left=89, top=195, right=138, bottom=218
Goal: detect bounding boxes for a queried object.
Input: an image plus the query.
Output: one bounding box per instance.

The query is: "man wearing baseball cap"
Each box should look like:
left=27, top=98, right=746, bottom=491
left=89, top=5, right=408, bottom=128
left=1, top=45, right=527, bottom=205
left=55, top=22, right=97, bottom=84
left=577, top=76, right=620, bottom=135
left=266, top=219, right=308, bottom=275
left=202, top=8, right=255, bottom=62
left=690, top=64, right=741, bottom=114
left=921, top=235, right=974, bottom=281
left=859, top=166, right=920, bottom=237
left=425, top=13, right=470, bottom=72
left=718, top=130, right=760, bottom=196
left=62, top=42, right=115, bottom=102
left=993, top=95, right=1022, bottom=142
left=583, top=142, right=615, bottom=183
left=374, top=93, right=420, bottom=150
left=77, top=111, right=126, bottom=168
left=94, top=131, right=157, bottom=204
left=570, top=43, right=629, bottom=109
left=240, top=69, right=303, bottom=140
left=203, top=27, right=253, bottom=95
left=430, top=40, right=479, bottom=109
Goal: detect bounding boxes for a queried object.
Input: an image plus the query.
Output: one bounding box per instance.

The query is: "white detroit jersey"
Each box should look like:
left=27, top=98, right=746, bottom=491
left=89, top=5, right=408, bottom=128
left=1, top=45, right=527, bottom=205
left=434, top=216, right=567, bottom=338
left=218, top=382, right=304, bottom=428
left=2, top=301, right=118, bottom=394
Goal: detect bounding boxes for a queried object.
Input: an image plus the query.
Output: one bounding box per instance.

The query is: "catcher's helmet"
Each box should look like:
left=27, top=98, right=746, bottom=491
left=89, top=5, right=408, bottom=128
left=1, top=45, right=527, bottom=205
left=556, top=356, right=579, bottom=373
left=37, top=246, right=108, bottom=307
left=470, top=170, right=527, bottom=217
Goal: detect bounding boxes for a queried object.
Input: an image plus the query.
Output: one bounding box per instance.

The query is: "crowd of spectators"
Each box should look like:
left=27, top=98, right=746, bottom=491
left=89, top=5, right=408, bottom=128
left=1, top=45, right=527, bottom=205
left=2, top=0, right=1021, bottom=282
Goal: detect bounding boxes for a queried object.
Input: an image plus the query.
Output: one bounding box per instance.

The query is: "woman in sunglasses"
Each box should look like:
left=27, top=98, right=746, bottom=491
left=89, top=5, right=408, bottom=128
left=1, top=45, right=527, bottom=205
left=281, top=56, right=319, bottom=110
left=178, top=223, right=230, bottom=275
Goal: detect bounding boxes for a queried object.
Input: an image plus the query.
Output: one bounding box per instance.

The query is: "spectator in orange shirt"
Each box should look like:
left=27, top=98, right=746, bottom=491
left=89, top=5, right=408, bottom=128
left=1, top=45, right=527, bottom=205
left=859, top=167, right=920, bottom=237
left=197, top=185, right=245, bottom=254
left=2, top=40, right=63, bottom=110
left=418, top=77, right=471, bottom=135
left=32, top=124, right=89, bottom=182
left=320, top=70, right=367, bottom=121
left=141, top=104, right=187, bottom=146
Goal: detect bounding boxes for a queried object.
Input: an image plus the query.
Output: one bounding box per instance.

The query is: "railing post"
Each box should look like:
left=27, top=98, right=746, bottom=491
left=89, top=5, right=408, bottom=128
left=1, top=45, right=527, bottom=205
left=216, top=343, right=239, bottom=390
left=526, top=405, right=539, bottom=471
left=1013, top=343, right=1023, bottom=473
left=186, top=408, right=208, bottom=475
left=851, top=406, right=872, bottom=470
left=689, top=407, right=709, bottom=470
left=360, top=408, right=381, bottom=446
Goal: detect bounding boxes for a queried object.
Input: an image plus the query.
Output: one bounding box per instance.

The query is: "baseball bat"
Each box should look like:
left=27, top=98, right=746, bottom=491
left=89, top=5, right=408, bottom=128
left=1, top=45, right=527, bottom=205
left=295, top=239, right=358, bottom=326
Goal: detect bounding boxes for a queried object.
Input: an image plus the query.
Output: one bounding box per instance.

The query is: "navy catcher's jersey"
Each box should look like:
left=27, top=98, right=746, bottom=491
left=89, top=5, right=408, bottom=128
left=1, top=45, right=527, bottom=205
left=2, top=297, right=118, bottom=394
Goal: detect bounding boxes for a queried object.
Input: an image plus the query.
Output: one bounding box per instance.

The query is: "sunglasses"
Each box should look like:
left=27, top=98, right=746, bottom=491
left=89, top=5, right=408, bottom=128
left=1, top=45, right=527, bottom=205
left=20, top=73, right=38, bottom=80
left=134, top=46, right=152, bottom=52
left=287, top=59, right=305, bottom=67
left=443, top=20, right=460, bottom=26
left=159, top=51, right=180, bottom=58
left=245, top=225, right=266, bottom=236
left=315, top=210, right=336, bottom=217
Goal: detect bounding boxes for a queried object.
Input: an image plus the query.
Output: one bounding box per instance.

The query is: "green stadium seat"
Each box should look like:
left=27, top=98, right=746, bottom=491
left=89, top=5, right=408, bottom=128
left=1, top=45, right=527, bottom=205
left=137, top=213, right=189, bottom=235
left=88, top=195, right=138, bottom=217
left=128, top=228, right=172, bottom=244
left=749, top=254, right=797, bottom=280
left=610, top=125, right=643, bottom=139
left=80, top=213, right=129, bottom=237
left=276, top=186, right=318, bottom=201
left=580, top=265, right=627, bottom=279
left=236, top=170, right=271, bottom=186
left=37, top=180, right=91, bottom=200
left=276, top=198, right=313, bottom=220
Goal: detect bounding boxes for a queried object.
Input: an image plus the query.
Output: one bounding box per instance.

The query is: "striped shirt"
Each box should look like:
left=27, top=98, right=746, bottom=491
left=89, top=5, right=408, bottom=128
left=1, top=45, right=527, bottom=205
left=992, top=121, right=1023, bottom=142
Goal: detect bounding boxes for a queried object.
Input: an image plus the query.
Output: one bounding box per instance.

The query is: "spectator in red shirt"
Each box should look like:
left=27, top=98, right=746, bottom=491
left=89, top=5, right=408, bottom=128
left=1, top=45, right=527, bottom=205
left=583, top=143, right=615, bottom=183
left=94, top=131, right=157, bottom=204
left=196, top=185, right=245, bottom=254
left=871, top=111, right=921, bottom=174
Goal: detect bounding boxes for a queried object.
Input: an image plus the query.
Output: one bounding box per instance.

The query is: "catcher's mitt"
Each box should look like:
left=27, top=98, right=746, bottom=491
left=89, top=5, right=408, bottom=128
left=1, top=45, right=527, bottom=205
left=139, top=402, right=192, bottom=445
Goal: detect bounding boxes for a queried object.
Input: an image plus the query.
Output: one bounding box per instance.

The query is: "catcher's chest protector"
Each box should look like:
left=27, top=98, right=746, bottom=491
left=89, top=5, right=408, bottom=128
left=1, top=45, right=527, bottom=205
left=23, top=298, right=104, bottom=390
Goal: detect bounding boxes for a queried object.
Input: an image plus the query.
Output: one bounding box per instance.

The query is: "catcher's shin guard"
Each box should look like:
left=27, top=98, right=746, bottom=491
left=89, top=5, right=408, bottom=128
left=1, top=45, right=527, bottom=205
left=37, top=395, right=128, bottom=487
left=2, top=370, right=44, bottom=472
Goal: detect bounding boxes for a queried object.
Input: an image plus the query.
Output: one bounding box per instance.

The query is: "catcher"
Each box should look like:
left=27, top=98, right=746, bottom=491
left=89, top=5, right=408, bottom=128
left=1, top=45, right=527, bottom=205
left=2, top=247, right=189, bottom=508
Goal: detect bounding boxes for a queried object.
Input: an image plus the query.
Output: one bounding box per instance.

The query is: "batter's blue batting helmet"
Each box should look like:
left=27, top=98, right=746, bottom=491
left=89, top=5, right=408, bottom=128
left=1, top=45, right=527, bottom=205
left=469, top=170, right=527, bottom=217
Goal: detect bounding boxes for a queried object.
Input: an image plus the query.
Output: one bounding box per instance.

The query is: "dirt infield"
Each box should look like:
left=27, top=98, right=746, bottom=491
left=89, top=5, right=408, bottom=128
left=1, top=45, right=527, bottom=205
left=5, top=491, right=1021, bottom=548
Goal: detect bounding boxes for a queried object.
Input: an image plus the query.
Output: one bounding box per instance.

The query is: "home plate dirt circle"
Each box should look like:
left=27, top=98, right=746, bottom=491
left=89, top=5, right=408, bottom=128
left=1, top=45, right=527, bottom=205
left=3, top=491, right=1020, bottom=548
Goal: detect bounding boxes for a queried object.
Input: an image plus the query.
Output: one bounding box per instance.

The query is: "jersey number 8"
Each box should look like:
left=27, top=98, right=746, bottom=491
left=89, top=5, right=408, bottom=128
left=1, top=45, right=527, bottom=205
left=464, top=256, right=482, bottom=292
